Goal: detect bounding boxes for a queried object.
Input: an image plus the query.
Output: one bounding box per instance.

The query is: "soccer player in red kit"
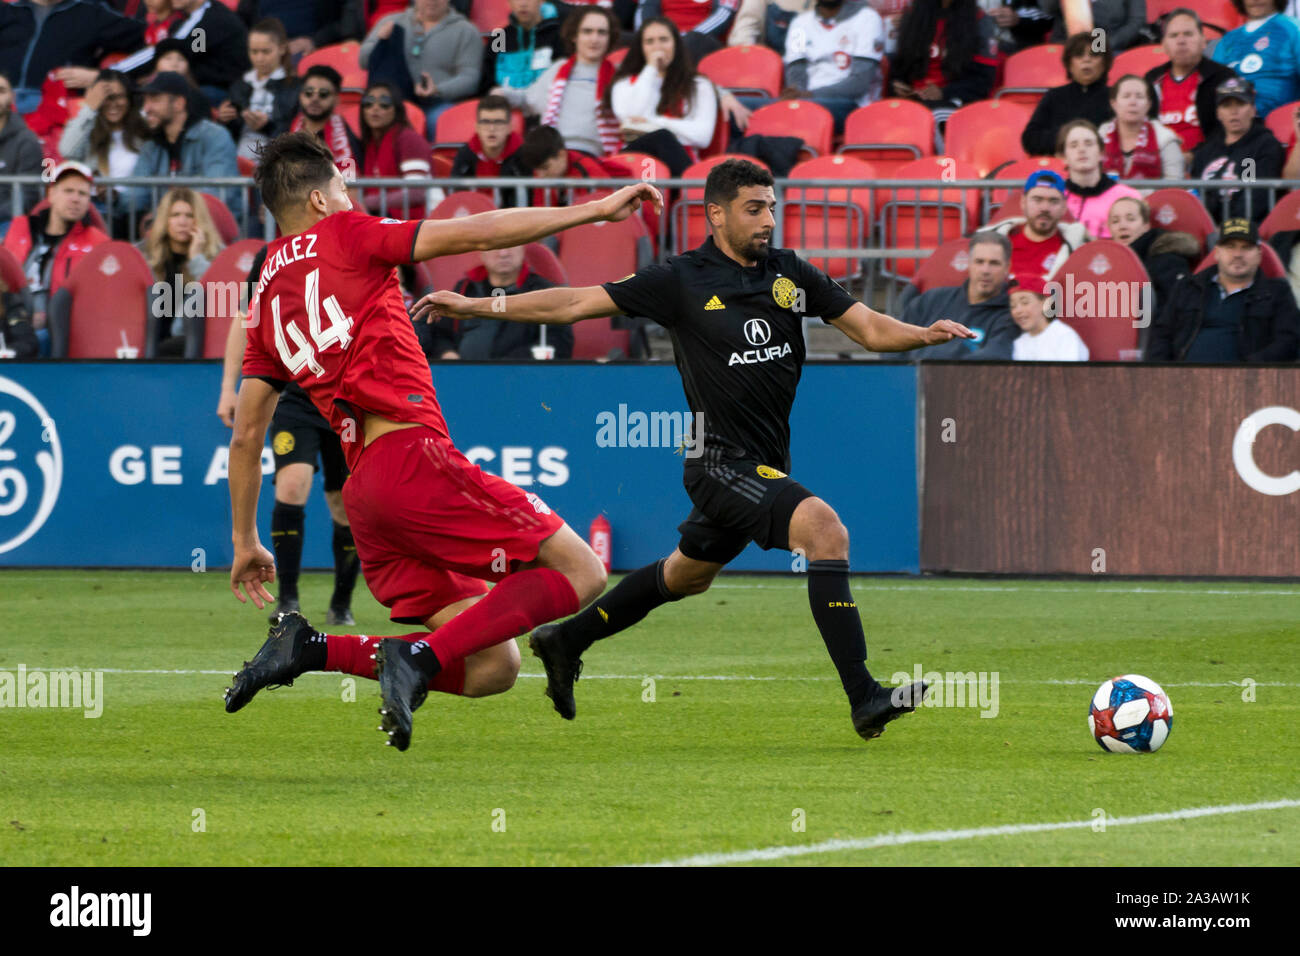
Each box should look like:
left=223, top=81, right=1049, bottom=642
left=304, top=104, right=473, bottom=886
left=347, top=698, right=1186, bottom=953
left=222, top=131, right=662, bottom=750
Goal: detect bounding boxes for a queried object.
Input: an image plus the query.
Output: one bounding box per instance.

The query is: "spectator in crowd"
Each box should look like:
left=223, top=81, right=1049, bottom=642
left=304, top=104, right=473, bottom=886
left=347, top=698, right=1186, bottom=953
left=984, top=1, right=1053, bottom=55
left=1107, top=195, right=1199, bottom=312
left=636, top=0, right=742, bottom=60
left=450, top=95, right=524, bottom=181
left=358, top=80, right=436, bottom=218
left=168, top=0, right=254, bottom=106
left=425, top=244, right=575, bottom=359
left=499, top=6, right=624, bottom=159
left=234, top=0, right=366, bottom=56
left=0, top=73, right=45, bottom=236
left=1058, top=119, right=1142, bottom=237
left=903, top=231, right=1018, bottom=359
left=1099, top=74, right=1184, bottom=183
left=57, top=70, right=148, bottom=224
left=219, top=18, right=301, bottom=164
left=0, top=274, right=37, bottom=359
left=990, top=170, right=1089, bottom=281
left=127, top=71, right=242, bottom=223
left=780, top=0, right=885, bottom=133
left=148, top=36, right=212, bottom=111
left=1042, top=0, right=1145, bottom=51
left=729, top=0, right=812, bottom=50
left=1212, top=0, right=1300, bottom=120
left=501, top=124, right=615, bottom=206
left=0, top=0, right=144, bottom=114
left=290, top=64, right=361, bottom=172
left=138, top=0, right=186, bottom=46
left=1145, top=9, right=1236, bottom=157
left=1009, top=273, right=1090, bottom=360
left=1021, top=32, right=1113, bottom=156
left=2, top=161, right=109, bottom=348
left=139, top=185, right=223, bottom=355
left=890, top=0, right=1000, bottom=127
left=483, top=0, right=572, bottom=95
left=608, top=17, right=717, bottom=174
left=1190, top=77, right=1285, bottom=224
left=1146, top=218, right=1299, bottom=361
left=359, top=0, right=482, bottom=132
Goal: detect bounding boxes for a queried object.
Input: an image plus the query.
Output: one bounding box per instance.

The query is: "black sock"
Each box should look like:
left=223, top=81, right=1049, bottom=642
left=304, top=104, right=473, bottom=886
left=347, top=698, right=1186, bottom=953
left=330, top=521, right=359, bottom=609
left=270, top=502, right=305, bottom=603
left=558, top=558, right=683, bottom=657
left=406, top=636, right=443, bottom=680
left=808, top=559, right=880, bottom=709
left=301, top=629, right=328, bottom=671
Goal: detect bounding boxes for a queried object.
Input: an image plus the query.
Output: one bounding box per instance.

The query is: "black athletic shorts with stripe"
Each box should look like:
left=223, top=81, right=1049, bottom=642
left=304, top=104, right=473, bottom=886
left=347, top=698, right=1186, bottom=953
left=677, top=448, right=813, bottom=565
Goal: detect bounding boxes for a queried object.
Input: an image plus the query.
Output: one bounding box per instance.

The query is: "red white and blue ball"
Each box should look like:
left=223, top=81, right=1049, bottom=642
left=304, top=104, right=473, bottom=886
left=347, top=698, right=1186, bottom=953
left=1089, top=674, right=1173, bottom=753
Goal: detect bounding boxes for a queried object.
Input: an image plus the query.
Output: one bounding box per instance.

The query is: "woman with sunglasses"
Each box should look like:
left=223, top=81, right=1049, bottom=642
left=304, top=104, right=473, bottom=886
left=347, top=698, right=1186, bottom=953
left=359, top=81, right=438, bottom=219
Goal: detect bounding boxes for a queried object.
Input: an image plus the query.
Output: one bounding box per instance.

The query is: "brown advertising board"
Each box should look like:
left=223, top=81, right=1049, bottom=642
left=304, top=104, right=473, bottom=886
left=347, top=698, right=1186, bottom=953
left=920, top=363, right=1300, bottom=576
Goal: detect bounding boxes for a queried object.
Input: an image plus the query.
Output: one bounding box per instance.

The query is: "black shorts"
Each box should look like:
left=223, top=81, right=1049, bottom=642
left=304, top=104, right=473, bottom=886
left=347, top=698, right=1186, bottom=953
left=676, top=456, right=813, bottom=565
left=270, top=402, right=349, bottom=492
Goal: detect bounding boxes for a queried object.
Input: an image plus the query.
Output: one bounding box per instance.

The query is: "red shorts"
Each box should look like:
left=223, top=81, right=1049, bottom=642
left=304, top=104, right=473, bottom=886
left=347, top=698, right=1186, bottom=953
left=342, top=426, right=566, bottom=623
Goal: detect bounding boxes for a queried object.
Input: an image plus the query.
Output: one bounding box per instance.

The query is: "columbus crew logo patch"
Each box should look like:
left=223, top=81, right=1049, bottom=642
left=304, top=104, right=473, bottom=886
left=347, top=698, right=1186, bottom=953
left=756, top=465, right=787, bottom=479
left=273, top=431, right=295, bottom=455
left=772, top=277, right=797, bottom=308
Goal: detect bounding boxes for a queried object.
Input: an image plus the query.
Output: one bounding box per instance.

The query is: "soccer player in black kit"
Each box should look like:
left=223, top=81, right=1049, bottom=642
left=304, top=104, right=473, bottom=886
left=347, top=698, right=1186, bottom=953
left=415, top=159, right=973, bottom=741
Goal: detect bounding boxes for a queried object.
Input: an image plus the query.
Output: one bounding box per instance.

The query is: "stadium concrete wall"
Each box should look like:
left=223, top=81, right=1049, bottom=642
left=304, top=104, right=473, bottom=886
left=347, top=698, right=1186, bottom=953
left=0, top=363, right=920, bottom=572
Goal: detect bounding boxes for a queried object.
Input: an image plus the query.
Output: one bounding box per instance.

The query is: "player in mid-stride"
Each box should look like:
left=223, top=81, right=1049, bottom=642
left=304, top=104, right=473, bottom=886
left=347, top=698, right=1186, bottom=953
left=224, top=131, right=662, bottom=750
left=416, top=159, right=973, bottom=742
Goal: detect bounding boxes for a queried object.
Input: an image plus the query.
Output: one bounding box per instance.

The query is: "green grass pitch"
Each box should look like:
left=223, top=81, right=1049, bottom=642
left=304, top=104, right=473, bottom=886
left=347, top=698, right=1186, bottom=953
left=2, top=570, right=1297, bottom=866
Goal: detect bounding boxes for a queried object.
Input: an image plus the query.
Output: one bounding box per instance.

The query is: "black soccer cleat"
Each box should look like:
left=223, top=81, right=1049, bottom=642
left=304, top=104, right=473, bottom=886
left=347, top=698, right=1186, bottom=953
left=268, top=598, right=300, bottom=624
left=529, top=624, right=583, bottom=720
left=850, top=680, right=930, bottom=741
left=225, top=611, right=318, bottom=714
left=374, top=639, right=429, bottom=752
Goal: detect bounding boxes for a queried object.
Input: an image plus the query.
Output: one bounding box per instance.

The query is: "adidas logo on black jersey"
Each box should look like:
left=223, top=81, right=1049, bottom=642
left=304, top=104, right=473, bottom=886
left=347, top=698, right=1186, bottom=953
left=704, top=295, right=725, bottom=311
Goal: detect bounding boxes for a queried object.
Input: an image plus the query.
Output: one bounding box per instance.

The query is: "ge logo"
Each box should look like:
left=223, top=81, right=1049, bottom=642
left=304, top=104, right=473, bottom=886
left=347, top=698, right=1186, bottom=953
left=0, top=376, right=63, bottom=554
left=743, top=318, right=771, bottom=347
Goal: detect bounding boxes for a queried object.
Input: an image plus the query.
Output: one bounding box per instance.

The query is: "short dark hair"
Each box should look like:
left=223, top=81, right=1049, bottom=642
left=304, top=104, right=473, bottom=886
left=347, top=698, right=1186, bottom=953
left=968, top=230, right=1011, bottom=260
left=255, top=131, right=338, bottom=221
left=302, top=64, right=342, bottom=92
left=1229, top=0, right=1285, bottom=13
left=1063, top=31, right=1113, bottom=74
left=703, top=159, right=774, bottom=209
left=560, top=5, right=619, bottom=56
left=1160, top=7, right=1202, bottom=33
left=514, top=125, right=566, bottom=173
left=477, top=94, right=512, bottom=118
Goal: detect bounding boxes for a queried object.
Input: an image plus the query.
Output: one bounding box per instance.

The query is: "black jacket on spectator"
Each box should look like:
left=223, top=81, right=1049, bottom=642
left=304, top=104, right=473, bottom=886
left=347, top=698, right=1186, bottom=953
left=901, top=281, right=1016, bottom=359
left=236, top=0, right=366, bottom=47
left=1129, top=227, right=1198, bottom=310
left=1146, top=265, right=1300, bottom=361
left=1190, top=118, right=1285, bottom=224
left=224, top=74, right=302, bottom=141
left=420, top=266, right=573, bottom=359
left=0, top=112, right=44, bottom=216
left=187, top=1, right=252, bottom=91
left=1, top=290, right=38, bottom=359
left=1021, top=79, right=1112, bottom=156
left=0, top=0, right=144, bottom=91
left=1144, top=57, right=1237, bottom=148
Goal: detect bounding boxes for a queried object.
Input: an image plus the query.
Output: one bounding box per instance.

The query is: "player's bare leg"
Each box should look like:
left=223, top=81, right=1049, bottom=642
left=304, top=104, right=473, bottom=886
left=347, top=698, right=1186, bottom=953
left=529, top=546, right=722, bottom=720
left=268, top=462, right=313, bottom=622
left=787, top=497, right=928, bottom=740
left=323, top=490, right=360, bottom=627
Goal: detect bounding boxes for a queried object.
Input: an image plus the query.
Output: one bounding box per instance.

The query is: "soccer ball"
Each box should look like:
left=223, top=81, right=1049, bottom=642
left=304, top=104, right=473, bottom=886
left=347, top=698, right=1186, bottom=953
left=1088, top=674, right=1173, bottom=753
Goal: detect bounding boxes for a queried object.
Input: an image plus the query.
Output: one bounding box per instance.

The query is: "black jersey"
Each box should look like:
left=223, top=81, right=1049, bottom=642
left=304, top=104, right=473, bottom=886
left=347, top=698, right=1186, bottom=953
left=602, top=237, right=857, bottom=472
left=244, top=246, right=320, bottom=422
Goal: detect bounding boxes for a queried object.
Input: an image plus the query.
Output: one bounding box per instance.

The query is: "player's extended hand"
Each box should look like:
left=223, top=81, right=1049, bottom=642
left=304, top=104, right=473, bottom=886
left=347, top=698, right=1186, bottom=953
left=410, top=289, right=474, bottom=324
left=594, top=182, right=664, bottom=223
left=230, top=544, right=276, bottom=608
left=924, top=319, right=976, bottom=345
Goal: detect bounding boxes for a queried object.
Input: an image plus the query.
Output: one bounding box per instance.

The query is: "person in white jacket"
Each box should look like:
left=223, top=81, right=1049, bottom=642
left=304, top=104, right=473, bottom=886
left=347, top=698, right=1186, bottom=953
left=1010, top=272, right=1090, bottom=360
left=1098, top=74, right=1185, bottom=189
left=607, top=16, right=717, bottom=173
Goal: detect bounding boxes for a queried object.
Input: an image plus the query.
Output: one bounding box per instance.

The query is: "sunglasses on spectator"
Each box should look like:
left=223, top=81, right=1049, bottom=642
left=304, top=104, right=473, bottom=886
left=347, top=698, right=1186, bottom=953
left=302, top=87, right=335, bottom=99
left=362, top=96, right=395, bottom=108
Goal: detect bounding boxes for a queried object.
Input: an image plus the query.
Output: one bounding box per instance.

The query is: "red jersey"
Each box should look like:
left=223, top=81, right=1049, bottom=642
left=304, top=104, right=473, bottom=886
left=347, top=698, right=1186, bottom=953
left=660, top=0, right=737, bottom=35
left=922, top=18, right=947, bottom=90
left=241, top=210, right=451, bottom=470
left=1008, top=225, right=1065, bottom=283
left=1155, top=70, right=1202, bottom=152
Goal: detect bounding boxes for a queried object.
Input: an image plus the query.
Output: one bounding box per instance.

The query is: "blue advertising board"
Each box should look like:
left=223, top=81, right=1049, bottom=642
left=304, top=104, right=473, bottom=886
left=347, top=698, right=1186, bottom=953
left=0, top=362, right=918, bottom=572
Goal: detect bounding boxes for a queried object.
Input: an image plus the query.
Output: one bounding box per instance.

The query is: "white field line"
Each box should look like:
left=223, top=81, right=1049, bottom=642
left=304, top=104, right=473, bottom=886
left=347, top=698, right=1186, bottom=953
left=638, top=798, right=1300, bottom=867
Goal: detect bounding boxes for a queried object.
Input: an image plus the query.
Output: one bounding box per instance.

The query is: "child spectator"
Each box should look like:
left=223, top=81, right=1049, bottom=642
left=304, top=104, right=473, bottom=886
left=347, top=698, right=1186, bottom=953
left=1009, top=273, right=1090, bottom=360
left=219, top=18, right=301, bottom=164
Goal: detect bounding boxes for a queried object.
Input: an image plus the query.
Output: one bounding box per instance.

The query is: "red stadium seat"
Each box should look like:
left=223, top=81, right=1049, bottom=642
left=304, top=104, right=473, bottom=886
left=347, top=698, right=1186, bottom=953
left=840, top=99, right=934, bottom=179
left=1146, top=0, right=1243, bottom=34
left=910, top=237, right=974, bottom=295
left=524, top=242, right=569, bottom=286
left=698, top=45, right=783, bottom=98
left=986, top=156, right=1068, bottom=222
left=470, top=0, right=511, bottom=34
left=425, top=191, right=499, bottom=291
left=1111, top=45, right=1169, bottom=80
left=1265, top=101, right=1299, bottom=149
left=996, top=44, right=1066, bottom=108
left=603, top=151, right=670, bottom=250
left=0, top=247, right=27, bottom=291
left=299, top=42, right=366, bottom=91
left=673, top=154, right=771, bottom=254
left=236, top=155, right=257, bottom=177
left=48, top=242, right=155, bottom=358
left=944, top=100, right=1032, bottom=177
left=1260, top=190, right=1300, bottom=241
left=1051, top=240, right=1149, bottom=360
left=557, top=215, right=652, bottom=358
left=747, top=100, right=833, bottom=159
left=200, top=192, right=240, bottom=245
left=784, top=155, right=876, bottom=281
left=1145, top=188, right=1216, bottom=255
left=877, top=156, right=982, bottom=279
left=1196, top=243, right=1287, bottom=278
left=606, top=47, right=631, bottom=69
left=201, top=239, right=266, bottom=358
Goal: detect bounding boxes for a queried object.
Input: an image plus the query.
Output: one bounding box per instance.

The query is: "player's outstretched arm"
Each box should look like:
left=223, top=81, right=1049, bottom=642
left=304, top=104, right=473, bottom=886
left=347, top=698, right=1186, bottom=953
left=229, top=377, right=280, bottom=608
left=412, top=285, right=622, bottom=326
left=409, top=183, right=663, bottom=261
left=829, top=301, right=974, bottom=353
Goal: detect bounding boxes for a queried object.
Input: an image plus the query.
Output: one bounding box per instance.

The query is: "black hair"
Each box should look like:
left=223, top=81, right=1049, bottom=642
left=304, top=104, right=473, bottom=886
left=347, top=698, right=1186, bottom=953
left=514, top=125, right=567, bottom=173
left=604, top=17, right=697, bottom=118
left=893, top=0, right=982, bottom=87
left=1160, top=7, right=1203, bottom=33
left=1063, top=31, right=1114, bottom=78
left=703, top=158, right=774, bottom=208
left=477, top=94, right=512, bottom=117
left=1229, top=0, right=1286, bottom=14
left=254, top=131, right=338, bottom=221
left=302, top=64, right=343, bottom=92
left=360, top=81, right=407, bottom=146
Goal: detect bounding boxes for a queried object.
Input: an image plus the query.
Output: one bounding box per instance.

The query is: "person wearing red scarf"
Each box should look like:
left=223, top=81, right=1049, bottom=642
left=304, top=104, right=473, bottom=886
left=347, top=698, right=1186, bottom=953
left=358, top=81, right=434, bottom=219
left=449, top=94, right=523, bottom=180
left=1098, top=74, right=1185, bottom=183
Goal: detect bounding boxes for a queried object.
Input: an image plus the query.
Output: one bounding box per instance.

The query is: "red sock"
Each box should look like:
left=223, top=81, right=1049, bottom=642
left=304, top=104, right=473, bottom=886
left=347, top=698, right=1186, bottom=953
left=424, top=568, right=579, bottom=664
left=325, top=633, right=466, bottom=695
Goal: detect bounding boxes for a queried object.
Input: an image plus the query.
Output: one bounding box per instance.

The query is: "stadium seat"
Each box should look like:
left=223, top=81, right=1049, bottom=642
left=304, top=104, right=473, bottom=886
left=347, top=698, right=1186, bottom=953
left=1051, top=240, right=1148, bottom=360
left=1145, top=188, right=1217, bottom=255
left=986, top=156, right=1068, bottom=222
left=603, top=152, right=670, bottom=250
left=783, top=155, right=876, bottom=281
left=201, top=239, right=266, bottom=358
left=299, top=42, right=366, bottom=91
left=524, top=242, right=569, bottom=286
left=1264, top=101, right=1298, bottom=149
left=697, top=45, right=783, bottom=98
left=702, top=99, right=729, bottom=158
left=840, top=99, right=934, bottom=179
left=0, top=246, right=27, bottom=292
left=944, top=100, right=1032, bottom=177
left=48, top=242, right=157, bottom=359
left=1146, top=0, right=1243, bottom=34
left=558, top=214, right=652, bottom=358
left=996, top=44, right=1066, bottom=108
left=1196, top=243, right=1286, bottom=277
left=910, top=237, right=974, bottom=295
left=470, top=0, right=511, bottom=34
left=607, top=47, right=630, bottom=69
left=673, top=154, right=772, bottom=254
left=236, top=155, right=256, bottom=177
left=425, top=191, right=499, bottom=291
left=747, top=100, right=833, bottom=159
left=877, top=156, right=981, bottom=279
left=1259, top=190, right=1300, bottom=241
left=1111, top=45, right=1169, bottom=79
left=200, top=192, right=241, bottom=245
